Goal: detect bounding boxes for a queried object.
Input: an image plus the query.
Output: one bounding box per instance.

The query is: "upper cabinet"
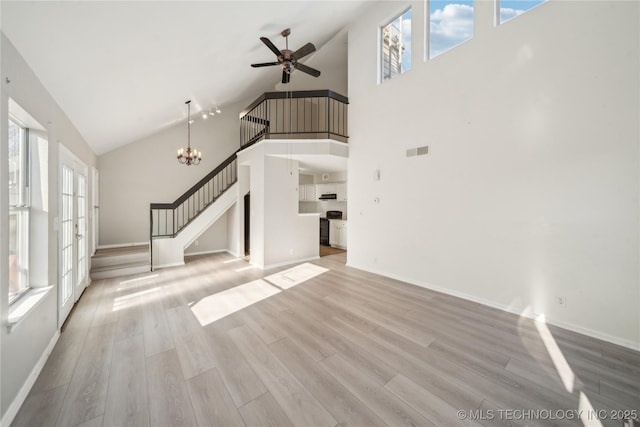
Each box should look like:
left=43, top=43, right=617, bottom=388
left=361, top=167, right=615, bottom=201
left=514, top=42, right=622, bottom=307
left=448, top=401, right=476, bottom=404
left=316, top=183, right=337, bottom=197
left=299, top=181, right=347, bottom=202
left=299, top=184, right=317, bottom=202
left=336, top=183, right=347, bottom=202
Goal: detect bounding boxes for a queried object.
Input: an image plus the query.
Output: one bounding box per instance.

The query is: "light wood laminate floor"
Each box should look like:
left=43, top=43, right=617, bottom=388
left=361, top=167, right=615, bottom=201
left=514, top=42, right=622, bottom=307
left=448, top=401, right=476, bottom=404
left=13, top=252, right=640, bottom=426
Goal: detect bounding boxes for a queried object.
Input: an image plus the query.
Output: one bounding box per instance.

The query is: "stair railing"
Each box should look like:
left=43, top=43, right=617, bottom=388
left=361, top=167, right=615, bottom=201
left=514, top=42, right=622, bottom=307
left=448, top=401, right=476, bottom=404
left=149, top=152, right=237, bottom=269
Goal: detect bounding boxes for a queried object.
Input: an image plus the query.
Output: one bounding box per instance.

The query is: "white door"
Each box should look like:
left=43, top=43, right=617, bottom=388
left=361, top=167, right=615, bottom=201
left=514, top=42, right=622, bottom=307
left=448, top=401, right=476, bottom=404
left=59, top=145, right=89, bottom=326
left=91, top=167, right=99, bottom=255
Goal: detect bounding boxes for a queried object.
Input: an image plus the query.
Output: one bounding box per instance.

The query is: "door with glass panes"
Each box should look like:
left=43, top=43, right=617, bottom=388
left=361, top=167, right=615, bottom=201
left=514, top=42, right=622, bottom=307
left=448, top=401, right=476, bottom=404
left=58, top=144, right=89, bottom=326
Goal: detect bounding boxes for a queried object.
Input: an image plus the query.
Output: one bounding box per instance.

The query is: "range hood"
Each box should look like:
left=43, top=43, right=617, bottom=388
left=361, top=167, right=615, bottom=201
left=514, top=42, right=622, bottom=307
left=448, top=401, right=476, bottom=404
left=318, top=193, right=337, bottom=200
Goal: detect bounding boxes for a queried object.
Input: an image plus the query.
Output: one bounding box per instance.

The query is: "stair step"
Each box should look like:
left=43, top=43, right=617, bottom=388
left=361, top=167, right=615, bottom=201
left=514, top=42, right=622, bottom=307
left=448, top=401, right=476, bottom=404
left=90, top=260, right=150, bottom=280
left=93, top=244, right=149, bottom=257
left=91, top=259, right=149, bottom=273
left=91, top=244, right=150, bottom=279
left=92, top=244, right=149, bottom=269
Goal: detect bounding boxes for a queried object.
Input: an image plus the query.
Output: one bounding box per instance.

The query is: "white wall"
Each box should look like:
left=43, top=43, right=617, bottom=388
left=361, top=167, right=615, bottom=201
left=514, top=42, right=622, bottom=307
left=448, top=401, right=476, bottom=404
left=0, top=33, right=97, bottom=420
left=184, top=211, right=228, bottom=255
left=226, top=201, right=241, bottom=258
left=237, top=142, right=322, bottom=269
left=264, top=156, right=319, bottom=267
left=98, top=99, right=245, bottom=246
left=347, top=1, right=640, bottom=348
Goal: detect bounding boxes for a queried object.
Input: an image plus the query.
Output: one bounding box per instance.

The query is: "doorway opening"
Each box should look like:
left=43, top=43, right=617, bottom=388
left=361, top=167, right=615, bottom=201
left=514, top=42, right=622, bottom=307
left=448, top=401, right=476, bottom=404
left=243, top=192, right=250, bottom=259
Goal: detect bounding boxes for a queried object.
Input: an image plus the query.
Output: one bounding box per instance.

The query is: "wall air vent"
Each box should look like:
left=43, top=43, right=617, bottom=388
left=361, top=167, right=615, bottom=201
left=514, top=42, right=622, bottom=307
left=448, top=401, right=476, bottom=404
left=406, top=145, right=429, bottom=158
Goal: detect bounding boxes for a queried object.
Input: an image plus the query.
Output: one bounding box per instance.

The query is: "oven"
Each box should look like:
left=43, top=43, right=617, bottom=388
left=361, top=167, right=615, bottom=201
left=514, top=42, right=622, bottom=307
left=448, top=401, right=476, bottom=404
left=320, top=218, right=329, bottom=246
left=320, top=211, right=342, bottom=246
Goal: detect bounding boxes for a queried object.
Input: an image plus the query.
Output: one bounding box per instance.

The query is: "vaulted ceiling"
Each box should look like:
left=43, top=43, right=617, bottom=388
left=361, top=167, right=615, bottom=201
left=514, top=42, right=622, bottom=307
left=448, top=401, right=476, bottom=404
left=1, top=1, right=367, bottom=155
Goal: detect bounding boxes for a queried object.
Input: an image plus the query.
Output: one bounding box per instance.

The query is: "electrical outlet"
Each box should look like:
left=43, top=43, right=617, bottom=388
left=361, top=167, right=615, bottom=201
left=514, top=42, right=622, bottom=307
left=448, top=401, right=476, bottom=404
left=557, top=296, right=567, bottom=307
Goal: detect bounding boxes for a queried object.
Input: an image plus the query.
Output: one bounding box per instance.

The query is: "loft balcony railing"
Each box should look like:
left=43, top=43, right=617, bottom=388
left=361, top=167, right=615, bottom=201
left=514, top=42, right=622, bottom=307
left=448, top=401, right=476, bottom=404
left=240, top=90, right=348, bottom=149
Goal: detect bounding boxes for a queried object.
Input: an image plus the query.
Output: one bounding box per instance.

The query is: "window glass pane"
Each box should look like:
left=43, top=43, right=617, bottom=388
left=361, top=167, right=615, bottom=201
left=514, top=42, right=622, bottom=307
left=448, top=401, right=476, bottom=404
left=77, top=175, right=87, bottom=285
left=61, top=166, right=74, bottom=305
left=8, top=119, right=26, bottom=206
left=499, top=0, right=545, bottom=24
left=382, top=8, right=412, bottom=81
left=8, top=117, right=29, bottom=301
left=429, top=1, right=474, bottom=59
left=9, top=210, right=29, bottom=301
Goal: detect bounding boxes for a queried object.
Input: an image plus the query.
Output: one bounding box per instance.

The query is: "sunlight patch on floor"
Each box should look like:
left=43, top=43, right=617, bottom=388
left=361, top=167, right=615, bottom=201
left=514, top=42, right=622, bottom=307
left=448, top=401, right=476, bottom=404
left=535, top=314, right=575, bottom=393
left=113, top=287, right=162, bottom=311
left=118, top=274, right=159, bottom=290
left=265, top=263, right=329, bottom=290
left=191, top=279, right=281, bottom=326
left=578, top=391, right=604, bottom=427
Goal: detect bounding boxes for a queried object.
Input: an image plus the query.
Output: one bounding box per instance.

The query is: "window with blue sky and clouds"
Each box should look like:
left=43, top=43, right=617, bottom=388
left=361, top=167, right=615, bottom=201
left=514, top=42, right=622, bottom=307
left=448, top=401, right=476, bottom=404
left=499, top=0, right=546, bottom=24
left=429, top=1, right=474, bottom=59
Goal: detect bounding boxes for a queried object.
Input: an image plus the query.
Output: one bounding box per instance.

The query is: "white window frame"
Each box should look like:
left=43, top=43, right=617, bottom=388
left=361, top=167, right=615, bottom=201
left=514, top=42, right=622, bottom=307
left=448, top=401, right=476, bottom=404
left=380, top=7, right=412, bottom=83
left=8, top=116, right=30, bottom=304
left=427, top=0, right=475, bottom=60
left=495, top=0, right=547, bottom=26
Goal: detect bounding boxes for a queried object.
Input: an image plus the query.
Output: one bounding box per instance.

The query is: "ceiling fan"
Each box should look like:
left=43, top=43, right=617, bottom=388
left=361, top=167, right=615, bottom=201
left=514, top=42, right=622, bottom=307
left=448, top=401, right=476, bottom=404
left=251, top=28, right=321, bottom=84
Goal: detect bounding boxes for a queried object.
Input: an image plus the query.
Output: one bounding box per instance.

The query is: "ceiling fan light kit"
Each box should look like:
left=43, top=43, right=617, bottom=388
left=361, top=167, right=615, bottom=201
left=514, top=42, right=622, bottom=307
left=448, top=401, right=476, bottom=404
left=251, top=28, right=322, bottom=84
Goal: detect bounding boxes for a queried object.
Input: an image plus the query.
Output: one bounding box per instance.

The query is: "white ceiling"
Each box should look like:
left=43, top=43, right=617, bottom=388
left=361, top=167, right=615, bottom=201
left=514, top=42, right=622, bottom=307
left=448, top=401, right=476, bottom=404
left=1, top=1, right=367, bottom=155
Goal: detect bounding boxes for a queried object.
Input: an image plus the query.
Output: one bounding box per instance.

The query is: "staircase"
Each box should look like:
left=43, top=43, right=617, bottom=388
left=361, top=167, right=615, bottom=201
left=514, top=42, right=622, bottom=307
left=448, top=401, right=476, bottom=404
left=144, top=89, right=348, bottom=270
left=150, top=151, right=238, bottom=269
left=90, top=244, right=150, bottom=280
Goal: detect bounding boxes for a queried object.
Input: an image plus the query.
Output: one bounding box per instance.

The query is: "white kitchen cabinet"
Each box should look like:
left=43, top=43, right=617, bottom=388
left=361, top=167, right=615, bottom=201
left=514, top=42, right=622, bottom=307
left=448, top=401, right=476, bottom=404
left=316, top=183, right=336, bottom=197
left=336, top=183, right=347, bottom=202
left=304, top=184, right=316, bottom=201
left=299, top=184, right=317, bottom=201
left=329, top=220, right=347, bottom=249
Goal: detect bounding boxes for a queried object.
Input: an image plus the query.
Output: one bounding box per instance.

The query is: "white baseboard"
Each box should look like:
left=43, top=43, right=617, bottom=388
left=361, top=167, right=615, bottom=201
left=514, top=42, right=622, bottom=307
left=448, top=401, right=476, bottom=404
left=1, top=330, right=60, bottom=427
left=153, top=261, right=185, bottom=270
left=227, top=250, right=242, bottom=258
left=348, top=262, right=640, bottom=352
left=97, top=241, right=148, bottom=249
left=263, top=255, right=320, bottom=270
left=184, top=249, right=228, bottom=257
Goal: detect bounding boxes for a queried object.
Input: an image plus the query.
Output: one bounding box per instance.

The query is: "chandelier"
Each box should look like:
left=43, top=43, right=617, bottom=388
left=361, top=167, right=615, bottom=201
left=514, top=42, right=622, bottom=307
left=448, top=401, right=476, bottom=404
left=177, top=100, right=201, bottom=166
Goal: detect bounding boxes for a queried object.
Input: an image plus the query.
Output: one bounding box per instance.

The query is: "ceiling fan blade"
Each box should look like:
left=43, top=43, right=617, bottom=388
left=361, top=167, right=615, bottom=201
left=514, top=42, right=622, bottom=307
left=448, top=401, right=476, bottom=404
left=292, top=42, right=316, bottom=60
left=282, top=70, right=290, bottom=84
left=260, top=37, right=282, bottom=57
left=251, top=62, right=280, bottom=68
left=294, top=62, right=321, bottom=78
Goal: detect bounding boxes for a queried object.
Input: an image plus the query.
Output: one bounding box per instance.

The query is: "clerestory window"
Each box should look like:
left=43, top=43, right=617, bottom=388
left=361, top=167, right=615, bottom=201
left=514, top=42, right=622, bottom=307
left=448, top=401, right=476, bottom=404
left=381, top=8, right=412, bottom=82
